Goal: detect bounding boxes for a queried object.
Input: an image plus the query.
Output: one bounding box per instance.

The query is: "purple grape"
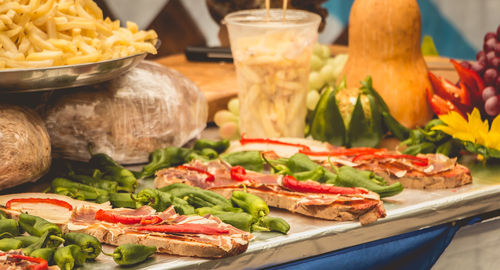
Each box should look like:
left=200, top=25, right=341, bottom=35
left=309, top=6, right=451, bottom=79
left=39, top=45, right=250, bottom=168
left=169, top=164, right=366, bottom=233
left=484, top=38, right=497, bottom=52
left=478, top=54, right=486, bottom=66
left=484, top=95, right=500, bottom=116
left=496, top=76, right=500, bottom=89
left=485, top=32, right=497, bottom=42
left=460, top=61, right=472, bottom=69
left=482, top=86, right=497, bottom=101
left=471, top=62, right=486, bottom=75
left=477, top=51, right=485, bottom=60
left=484, top=68, right=498, bottom=85
left=486, top=51, right=497, bottom=67
left=491, top=57, right=500, bottom=69
left=495, top=43, right=500, bottom=56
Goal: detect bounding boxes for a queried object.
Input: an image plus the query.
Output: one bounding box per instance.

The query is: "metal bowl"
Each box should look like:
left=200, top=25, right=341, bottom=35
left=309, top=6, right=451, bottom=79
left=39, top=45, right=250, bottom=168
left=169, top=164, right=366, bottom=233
left=0, top=40, right=160, bottom=93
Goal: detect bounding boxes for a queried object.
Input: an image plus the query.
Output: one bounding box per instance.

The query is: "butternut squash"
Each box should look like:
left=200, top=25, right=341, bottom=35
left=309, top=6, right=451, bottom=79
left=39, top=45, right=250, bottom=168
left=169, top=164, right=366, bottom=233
left=340, top=0, right=433, bottom=128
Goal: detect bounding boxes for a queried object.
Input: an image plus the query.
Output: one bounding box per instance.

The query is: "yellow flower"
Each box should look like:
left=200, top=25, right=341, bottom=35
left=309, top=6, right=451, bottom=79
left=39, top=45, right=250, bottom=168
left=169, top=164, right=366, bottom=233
left=432, top=108, right=500, bottom=151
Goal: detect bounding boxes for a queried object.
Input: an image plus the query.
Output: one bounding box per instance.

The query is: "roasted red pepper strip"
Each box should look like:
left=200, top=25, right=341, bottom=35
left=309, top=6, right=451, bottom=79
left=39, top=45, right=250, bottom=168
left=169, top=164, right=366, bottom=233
left=136, top=224, right=229, bottom=235
left=450, top=59, right=484, bottom=106
left=0, top=253, right=48, bottom=270
left=299, top=147, right=385, bottom=157
left=353, top=154, right=429, bottom=166
left=282, top=175, right=368, bottom=195
left=94, top=209, right=163, bottom=225
left=229, top=166, right=255, bottom=183
left=177, top=165, right=215, bottom=182
left=240, top=136, right=312, bottom=151
left=5, top=198, right=73, bottom=211
left=426, top=88, right=465, bottom=117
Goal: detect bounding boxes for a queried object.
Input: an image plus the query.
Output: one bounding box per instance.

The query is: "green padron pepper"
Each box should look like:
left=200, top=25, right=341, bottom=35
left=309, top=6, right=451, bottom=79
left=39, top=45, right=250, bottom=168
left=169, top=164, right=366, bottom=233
left=193, top=139, right=230, bottom=154
left=108, top=244, right=156, bottom=266
left=14, top=235, right=41, bottom=248
left=63, top=232, right=102, bottom=260
left=0, top=238, right=23, bottom=251
left=231, top=191, right=269, bottom=219
left=30, top=248, right=56, bottom=265
left=109, top=192, right=138, bottom=209
left=160, top=183, right=232, bottom=209
left=336, top=166, right=403, bottom=198
left=221, top=151, right=265, bottom=172
left=54, top=244, right=86, bottom=270
left=196, top=207, right=253, bottom=232
left=18, top=213, right=65, bottom=247
left=89, top=153, right=137, bottom=190
left=252, top=216, right=290, bottom=234
left=0, top=219, right=20, bottom=239
left=137, top=147, right=194, bottom=179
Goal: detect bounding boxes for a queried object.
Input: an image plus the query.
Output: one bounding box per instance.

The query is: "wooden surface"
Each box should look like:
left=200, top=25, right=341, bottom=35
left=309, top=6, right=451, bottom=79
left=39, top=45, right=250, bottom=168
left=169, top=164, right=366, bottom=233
left=155, top=45, right=458, bottom=121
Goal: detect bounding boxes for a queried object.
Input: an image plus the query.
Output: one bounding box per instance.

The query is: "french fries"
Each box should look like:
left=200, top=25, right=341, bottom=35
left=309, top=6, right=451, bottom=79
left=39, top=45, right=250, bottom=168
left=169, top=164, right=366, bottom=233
left=0, top=0, right=158, bottom=69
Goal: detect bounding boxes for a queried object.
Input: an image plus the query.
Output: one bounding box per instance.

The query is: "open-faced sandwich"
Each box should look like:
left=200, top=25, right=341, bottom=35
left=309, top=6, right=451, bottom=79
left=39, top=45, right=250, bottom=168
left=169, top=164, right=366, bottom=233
left=0, top=193, right=252, bottom=259
left=225, top=137, right=473, bottom=190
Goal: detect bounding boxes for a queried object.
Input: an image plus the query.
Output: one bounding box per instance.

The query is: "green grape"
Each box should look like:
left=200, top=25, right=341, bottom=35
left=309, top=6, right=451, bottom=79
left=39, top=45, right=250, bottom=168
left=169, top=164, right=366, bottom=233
left=214, top=110, right=238, bottom=127
left=310, top=54, right=324, bottom=71
left=306, top=90, right=321, bottom=110
left=308, top=71, right=324, bottom=90
left=227, top=98, right=240, bottom=115
left=319, top=45, right=331, bottom=59
left=313, top=43, right=325, bottom=56
left=319, top=64, right=336, bottom=85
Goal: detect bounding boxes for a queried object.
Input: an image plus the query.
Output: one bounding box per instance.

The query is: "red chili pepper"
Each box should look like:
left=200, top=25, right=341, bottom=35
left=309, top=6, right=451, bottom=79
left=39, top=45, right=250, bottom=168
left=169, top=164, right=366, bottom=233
left=426, top=87, right=465, bottom=117
left=240, top=136, right=312, bottom=151
left=282, top=175, right=368, bottom=195
left=177, top=165, right=215, bottom=182
left=5, top=198, right=73, bottom=211
left=136, top=224, right=230, bottom=235
left=229, top=165, right=255, bottom=183
left=0, top=253, right=48, bottom=270
left=95, top=209, right=163, bottom=225
left=428, top=72, right=471, bottom=107
left=450, top=59, right=484, bottom=106
left=298, top=147, right=385, bottom=157
left=353, top=154, right=429, bottom=166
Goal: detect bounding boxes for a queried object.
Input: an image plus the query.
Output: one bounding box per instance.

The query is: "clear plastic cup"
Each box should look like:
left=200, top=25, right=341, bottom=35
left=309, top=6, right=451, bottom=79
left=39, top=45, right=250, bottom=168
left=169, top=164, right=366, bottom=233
left=225, top=9, right=321, bottom=138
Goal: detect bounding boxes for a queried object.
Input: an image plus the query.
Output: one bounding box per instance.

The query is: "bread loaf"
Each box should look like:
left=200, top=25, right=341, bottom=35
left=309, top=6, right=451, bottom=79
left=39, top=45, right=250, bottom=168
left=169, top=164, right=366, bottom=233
left=44, top=61, right=208, bottom=164
left=0, top=105, right=51, bottom=190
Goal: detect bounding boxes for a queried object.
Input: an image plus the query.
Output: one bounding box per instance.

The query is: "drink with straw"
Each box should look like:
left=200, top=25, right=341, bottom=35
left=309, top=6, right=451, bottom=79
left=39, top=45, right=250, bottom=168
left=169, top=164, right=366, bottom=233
left=225, top=9, right=320, bottom=138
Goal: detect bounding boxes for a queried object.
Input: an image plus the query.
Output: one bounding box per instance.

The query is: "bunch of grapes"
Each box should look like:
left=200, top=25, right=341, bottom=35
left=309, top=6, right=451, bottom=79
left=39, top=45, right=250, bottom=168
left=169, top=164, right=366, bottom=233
left=213, top=44, right=348, bottom=139
left=308, top=44, right=348, bottom=110
left=462, top=25, right=500, bottom=116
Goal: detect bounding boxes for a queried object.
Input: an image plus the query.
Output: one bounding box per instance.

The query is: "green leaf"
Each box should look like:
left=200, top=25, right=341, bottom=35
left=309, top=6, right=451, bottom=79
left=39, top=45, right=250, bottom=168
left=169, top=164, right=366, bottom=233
left=367, top=92, right=383, bottom=145
left=310, top=86, right=346, bottom=146
left=348, top=95, right=379, bottom=147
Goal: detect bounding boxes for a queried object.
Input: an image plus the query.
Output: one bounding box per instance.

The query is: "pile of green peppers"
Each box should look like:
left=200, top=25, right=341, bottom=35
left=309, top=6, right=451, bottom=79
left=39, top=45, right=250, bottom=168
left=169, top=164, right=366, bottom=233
left=136, top=139, right=230, bottom=178
left=0, top=211, right=103, bottom=269
left=0, top=210, right=156, bottom=268
left=50, top=151, right=138, bottom=203
left=196, top=188, right=290, bottom=234
left=306, top=76, right=409, bottom=148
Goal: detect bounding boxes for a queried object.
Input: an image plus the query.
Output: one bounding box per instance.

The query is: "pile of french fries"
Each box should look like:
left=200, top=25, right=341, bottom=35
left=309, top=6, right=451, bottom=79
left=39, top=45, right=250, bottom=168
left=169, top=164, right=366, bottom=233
left=0, top=0, right=158, bottom=69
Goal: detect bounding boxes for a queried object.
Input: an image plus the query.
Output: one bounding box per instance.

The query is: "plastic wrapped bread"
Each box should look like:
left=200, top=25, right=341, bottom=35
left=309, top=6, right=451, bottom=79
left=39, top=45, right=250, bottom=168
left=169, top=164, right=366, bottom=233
left=44, top=61, right=208, bottom=164
left=0, top=105, right=51, bottom=190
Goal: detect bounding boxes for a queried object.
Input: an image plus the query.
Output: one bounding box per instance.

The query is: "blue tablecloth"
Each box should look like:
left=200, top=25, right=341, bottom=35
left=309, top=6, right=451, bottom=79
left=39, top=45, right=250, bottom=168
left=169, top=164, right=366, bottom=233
left=267, top=217, right=482, bottom=270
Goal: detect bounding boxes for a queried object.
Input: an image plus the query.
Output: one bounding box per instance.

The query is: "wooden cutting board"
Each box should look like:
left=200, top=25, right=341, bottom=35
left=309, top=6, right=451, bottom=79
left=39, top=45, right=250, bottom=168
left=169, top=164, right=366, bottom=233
left=155, top=45, right=458, bottom=121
